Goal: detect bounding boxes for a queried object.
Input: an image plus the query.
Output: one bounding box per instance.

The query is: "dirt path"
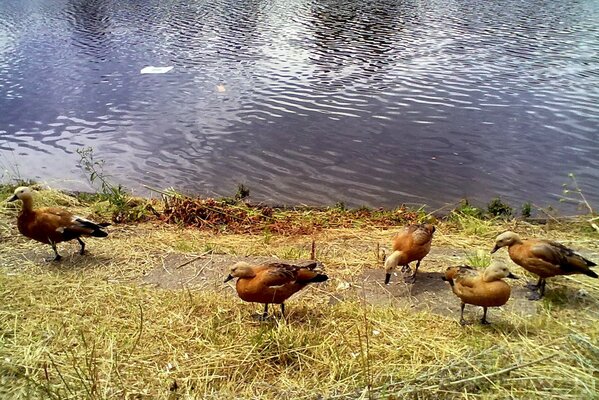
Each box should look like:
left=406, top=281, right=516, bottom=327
left=139, top=246, right=543, bottom=323
left=3, top=217, right=596, bottom=325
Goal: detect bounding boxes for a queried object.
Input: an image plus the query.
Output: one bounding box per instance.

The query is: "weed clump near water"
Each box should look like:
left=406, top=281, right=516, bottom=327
left=487, top=197, right=513, bottom=219
left=77, top=147, right=158, bottom=223
left=162, top=195, right=421, bottom=234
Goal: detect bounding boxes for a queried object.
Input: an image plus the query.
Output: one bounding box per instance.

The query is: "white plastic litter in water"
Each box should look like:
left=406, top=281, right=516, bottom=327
left=140, top=66, right=174, bottom=74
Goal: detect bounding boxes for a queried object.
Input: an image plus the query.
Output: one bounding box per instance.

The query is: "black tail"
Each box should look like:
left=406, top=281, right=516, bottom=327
left=91, top=229, right=108, bottom=238
left=585, top=259, right=597, bottom=267
left=309, top=274, right=328, bottom=283
left=584, top=268, right=598, bottom=278
left=75, top=218, right=109, bottom=237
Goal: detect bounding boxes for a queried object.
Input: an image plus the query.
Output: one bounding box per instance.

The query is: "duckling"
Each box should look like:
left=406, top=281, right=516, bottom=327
left=443, top=263, right=518, bottom=325
left=491, top=231, right=597, bottom=300
left=7, top=187, right=109, bottom=261
left=224, top=261, right=328, bottom=319
left=384, top=223, right=435, bottom=284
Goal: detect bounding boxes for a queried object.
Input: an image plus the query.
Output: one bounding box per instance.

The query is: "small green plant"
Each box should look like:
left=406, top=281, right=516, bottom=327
left=466, top=250, right=491, bottom=268
left=453, top=199, right=484, bottom=219
left=521, top=202, right=532, bottom=218
left=0, top=141, right=23, bottom=184
left=77, top=147, right=149, bottom=222
left=333, top=202, right=347, bottom=212
left=561, top=173, right=594, bottom=214
left=560, top=173, right=599, bottom=233
left=235, top=184, right=250, bottom=201
left=278, top=247, right=305, bottom=260
left=263, top=228, right=273, bottom=245
left=487, top=197, right=512, bottom=218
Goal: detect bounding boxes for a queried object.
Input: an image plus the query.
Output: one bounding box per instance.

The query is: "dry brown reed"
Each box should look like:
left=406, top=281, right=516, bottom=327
left=162, top=197, right=421, bottom=235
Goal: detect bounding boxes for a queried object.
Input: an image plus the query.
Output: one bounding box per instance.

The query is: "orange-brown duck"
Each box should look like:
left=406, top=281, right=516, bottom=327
left=491, top=231, right=597, bottom=300
left=443, top=263, right=517, bottom=325
left=7, top=187, right=109, bottom=261
left=384, top=223, right=435, bottom=284
left=224, top=261, right=328, bottom=319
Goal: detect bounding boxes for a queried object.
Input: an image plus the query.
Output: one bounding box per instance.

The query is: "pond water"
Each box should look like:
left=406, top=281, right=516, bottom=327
left=1, top=0, right=598, bottom=209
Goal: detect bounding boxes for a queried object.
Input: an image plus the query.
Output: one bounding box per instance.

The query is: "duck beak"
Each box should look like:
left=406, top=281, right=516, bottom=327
left=224, top=274, right=234, bottom=283
left=7, top=194, right=18, bottom=202
left=384, top=273, right=391, bottom=285
left=507, top=272, right=518, bottom=279
left=490, top=244, right=500, bottom=254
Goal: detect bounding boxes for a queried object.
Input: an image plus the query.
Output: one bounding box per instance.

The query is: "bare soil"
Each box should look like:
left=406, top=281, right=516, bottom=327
left=139, top=246, right=541, bottom=324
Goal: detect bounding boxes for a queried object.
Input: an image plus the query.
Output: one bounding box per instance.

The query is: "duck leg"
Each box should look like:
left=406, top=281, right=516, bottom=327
left=280, top=303, right=285, bottom=319
left=459, top=303, right=470, bottom=325
left=47, top=241, right=62, bottom=262
left=76, top=238, right=86, bottom=255
left=527, top=278, right=546, bottom=301
left=480, top=307, right=490, bottom=325
left=404, top=260, right=420, bottom=283
left=539, top=279, right=546, bottom=298
left=525, top=276, right=543, bottom=291
left=261, top=303, right=269, bottom=320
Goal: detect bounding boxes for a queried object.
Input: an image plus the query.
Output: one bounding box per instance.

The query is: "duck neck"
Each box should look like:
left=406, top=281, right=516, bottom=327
left=510, top=237, right=523, bottom=247
left=20, top=197, right=34, bottom=214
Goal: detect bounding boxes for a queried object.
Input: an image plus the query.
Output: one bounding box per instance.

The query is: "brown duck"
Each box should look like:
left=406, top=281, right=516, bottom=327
left=443, top=263, right=518, bottom=325
left=491, top=231, right=597, bottom=300
left=384, top=223, right=435, bottom=284
left=7, top=187, right=109, bottom=261
left=224, top=261, right=328, bottom=319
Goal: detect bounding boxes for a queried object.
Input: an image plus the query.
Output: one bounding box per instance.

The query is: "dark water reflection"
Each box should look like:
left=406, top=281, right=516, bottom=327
left=1, top=0, right=598, bottom=209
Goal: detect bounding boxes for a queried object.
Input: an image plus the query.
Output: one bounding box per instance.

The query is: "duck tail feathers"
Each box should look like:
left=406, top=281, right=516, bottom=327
left=585, top=259, right=597, bottom=267
left=309, top=273, right=328, bottom=283
left=91, top=229, right=108, bottom=238
left=584, top=268, right=598, bottom=278
left=75, top=217, right=109, bottom=237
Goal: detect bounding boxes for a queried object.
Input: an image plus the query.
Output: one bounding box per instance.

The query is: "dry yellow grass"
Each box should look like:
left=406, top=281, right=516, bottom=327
left=1, top=187, right=598, bottom=399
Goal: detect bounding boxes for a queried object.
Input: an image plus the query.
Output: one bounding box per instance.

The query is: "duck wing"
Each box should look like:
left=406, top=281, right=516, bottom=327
left=444, top=265, right=475, bottom=282
left=454, top=266, right=479, bottom=287
left=38, top=208, right=108, bottom=238
left=261, top=263, right=302, bottom=286
left=33, top=208, right=76, bottom=231
left=531, top=241, right=597, bottom=275
left=411, top=224, right=435, bottom=246
left=392, top=227, right=414, bottom=250
left=261, top=262, right=324, bottom=286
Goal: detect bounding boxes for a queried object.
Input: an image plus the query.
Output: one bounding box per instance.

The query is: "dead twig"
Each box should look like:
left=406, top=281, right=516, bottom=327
left=175, top=250, right=213, bottom=269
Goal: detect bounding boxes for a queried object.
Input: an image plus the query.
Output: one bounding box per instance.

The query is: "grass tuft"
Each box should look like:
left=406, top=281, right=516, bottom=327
left=1, top=184, right=599, bottom=398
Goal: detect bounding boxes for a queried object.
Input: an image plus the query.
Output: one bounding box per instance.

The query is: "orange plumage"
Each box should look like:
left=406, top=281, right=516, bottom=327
left=443, top=264, right=517, bottom=325
left=491, top=231, right=597, bottom=300
left=224, top=261, right=328, bottom=319
left=384, top=223, right=435, bottom=284
left=8, top=187, right=109, bottom=261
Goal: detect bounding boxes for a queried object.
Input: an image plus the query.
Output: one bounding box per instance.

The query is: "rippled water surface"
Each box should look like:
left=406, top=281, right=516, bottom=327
left=1, top=0, right=598, bottom=208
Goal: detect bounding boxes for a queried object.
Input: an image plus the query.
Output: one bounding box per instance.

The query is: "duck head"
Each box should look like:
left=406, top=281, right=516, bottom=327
left=423, top=224, right=436, bottom=234
left=442, top=265, right=462, bottom=282
left=483, top=263, right=518, bottom=282
left=491, top=231, right=521, bottom=253
left=383, top=250, right=404, bottom=284
left=224, top=261, right=255, bottom=282
left=7, top=186, right=33, bottom=202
